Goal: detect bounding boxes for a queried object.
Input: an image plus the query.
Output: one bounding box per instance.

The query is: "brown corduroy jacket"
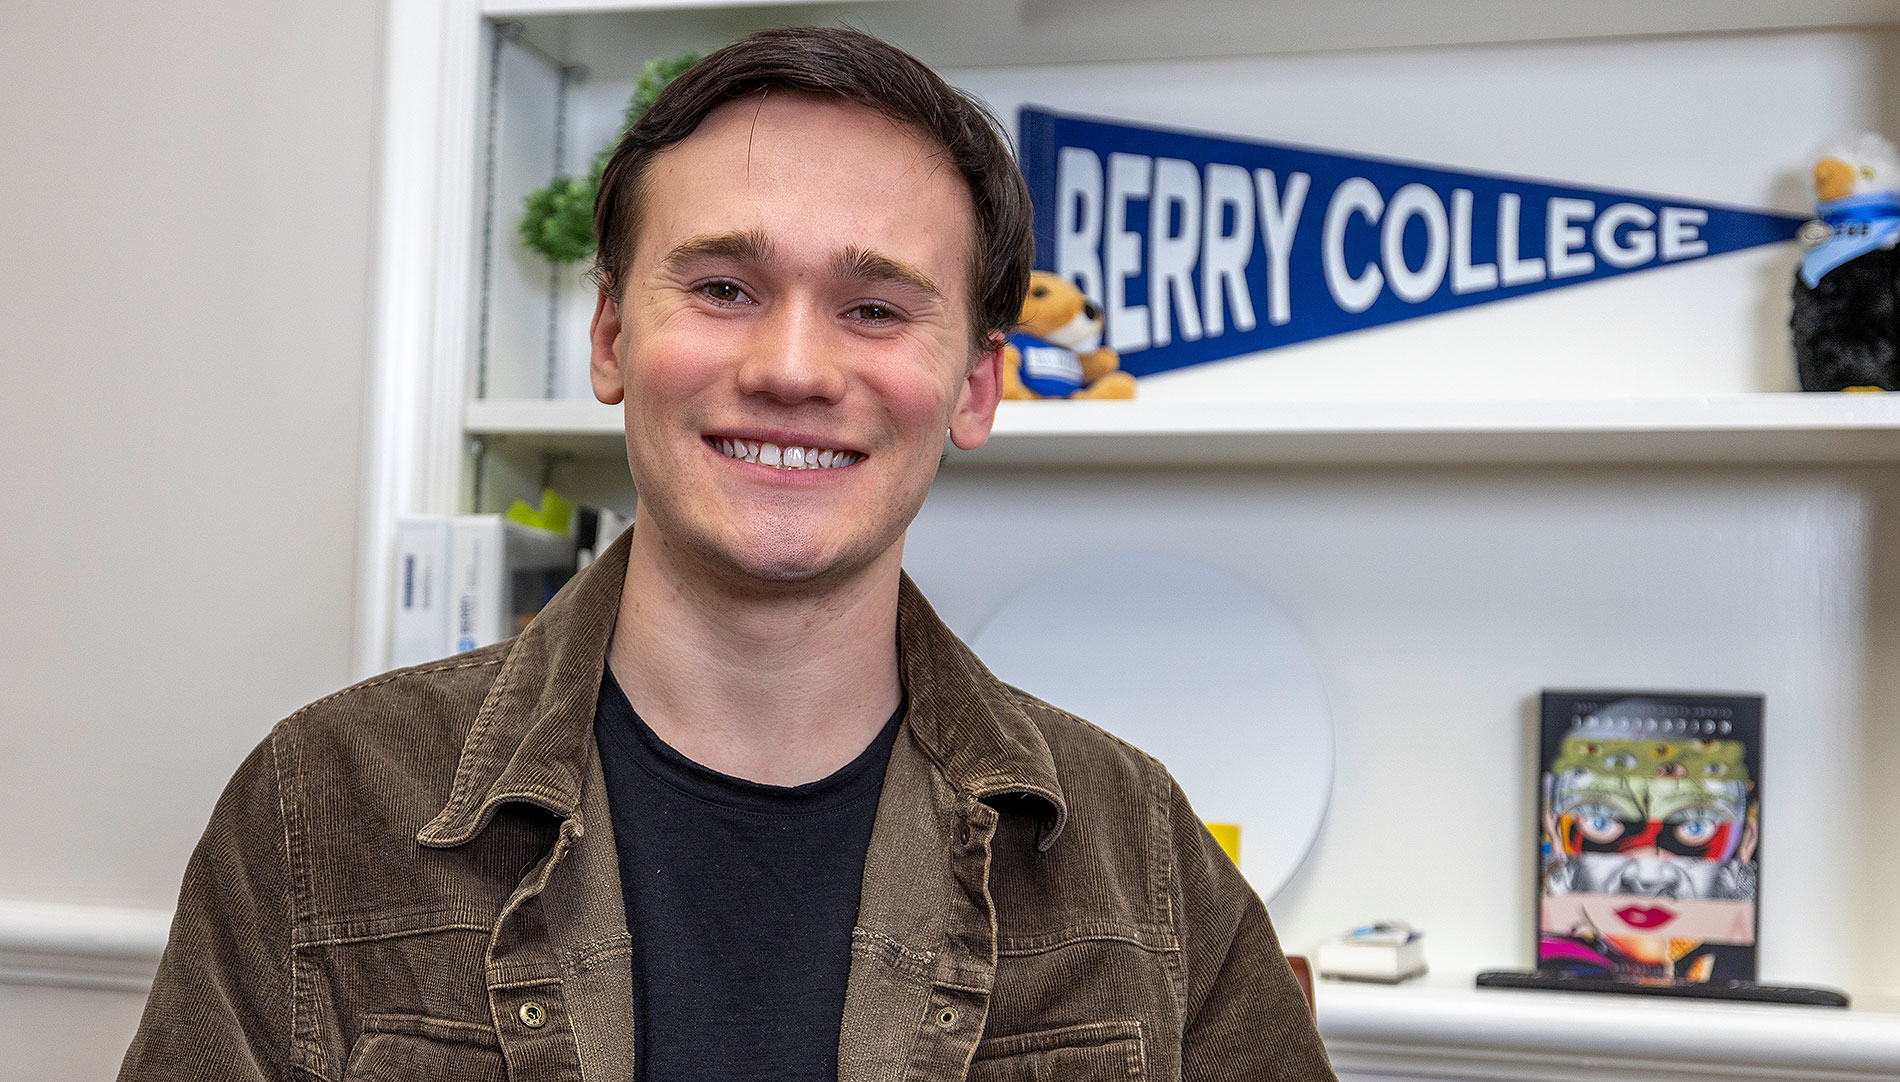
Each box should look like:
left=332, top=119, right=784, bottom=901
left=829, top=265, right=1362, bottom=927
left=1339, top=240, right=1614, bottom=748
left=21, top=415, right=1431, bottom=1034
left=119, top=534, right=1334, bottom=1081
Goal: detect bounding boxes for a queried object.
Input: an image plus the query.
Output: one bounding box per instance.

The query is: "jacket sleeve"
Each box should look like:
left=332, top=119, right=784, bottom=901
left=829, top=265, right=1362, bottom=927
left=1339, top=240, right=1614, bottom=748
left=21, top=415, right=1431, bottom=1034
left=1169, top=779, right=1336, bottom=1082
left=118, top=730, right=294, bottom=1082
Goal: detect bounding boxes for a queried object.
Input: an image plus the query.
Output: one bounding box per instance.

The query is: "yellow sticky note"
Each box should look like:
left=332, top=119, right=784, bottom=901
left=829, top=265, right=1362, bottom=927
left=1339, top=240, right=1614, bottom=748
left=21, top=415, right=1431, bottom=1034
left=1206, top=822, right=1241, bottom=865
left=506, top=488, right=575, bottom=534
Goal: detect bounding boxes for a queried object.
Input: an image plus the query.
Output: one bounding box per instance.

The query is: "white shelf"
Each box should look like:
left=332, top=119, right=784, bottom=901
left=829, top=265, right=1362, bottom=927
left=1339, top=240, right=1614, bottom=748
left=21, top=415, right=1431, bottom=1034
left=485, top=0, right=877, bottom=14
left=466, top=397, right=621, bottom=439
left=1316, top=973, right=1900, bottom=1082
left=464, top=394, right=1900, bottom=467
left=479, top=0, right=1900, bottom=70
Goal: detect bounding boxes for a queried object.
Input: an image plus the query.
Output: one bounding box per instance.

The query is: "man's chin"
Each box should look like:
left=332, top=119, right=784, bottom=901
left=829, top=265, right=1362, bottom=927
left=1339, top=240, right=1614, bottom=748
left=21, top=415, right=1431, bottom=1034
left=698, top=538, right=890, bottom=594
left=632, top=503, right=908, bottom=595
left=727, top=555, right=836, bottom=587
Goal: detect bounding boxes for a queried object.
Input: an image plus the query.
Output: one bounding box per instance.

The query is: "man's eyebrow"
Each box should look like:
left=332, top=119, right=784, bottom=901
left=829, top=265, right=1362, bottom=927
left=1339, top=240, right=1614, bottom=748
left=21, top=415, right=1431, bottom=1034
left=660, top=229, right=776, bottom=272
left=830, top=247, right=943, bottom=303
left=662, top=234, right=944, bottom=304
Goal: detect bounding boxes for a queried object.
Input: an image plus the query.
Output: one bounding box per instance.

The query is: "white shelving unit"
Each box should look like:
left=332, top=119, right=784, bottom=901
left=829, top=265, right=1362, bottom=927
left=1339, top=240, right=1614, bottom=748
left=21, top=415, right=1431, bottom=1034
left=365, top=2, right=1900, bottom=1078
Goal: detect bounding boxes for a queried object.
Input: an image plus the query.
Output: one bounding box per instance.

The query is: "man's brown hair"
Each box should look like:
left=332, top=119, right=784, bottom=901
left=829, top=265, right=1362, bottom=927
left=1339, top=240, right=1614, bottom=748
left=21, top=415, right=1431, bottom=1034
left=590, top=26, right=1034, bottom=349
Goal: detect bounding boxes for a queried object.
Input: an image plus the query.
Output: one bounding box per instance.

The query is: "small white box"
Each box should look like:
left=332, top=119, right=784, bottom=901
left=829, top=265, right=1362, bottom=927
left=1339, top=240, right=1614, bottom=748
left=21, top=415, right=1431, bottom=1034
left=1316, top=923, right=1427, bottom=983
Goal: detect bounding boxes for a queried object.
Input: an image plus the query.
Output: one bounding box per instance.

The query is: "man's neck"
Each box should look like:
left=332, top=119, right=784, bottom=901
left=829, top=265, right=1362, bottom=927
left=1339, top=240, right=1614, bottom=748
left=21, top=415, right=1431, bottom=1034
left=603, top=527, right=905, bottom=787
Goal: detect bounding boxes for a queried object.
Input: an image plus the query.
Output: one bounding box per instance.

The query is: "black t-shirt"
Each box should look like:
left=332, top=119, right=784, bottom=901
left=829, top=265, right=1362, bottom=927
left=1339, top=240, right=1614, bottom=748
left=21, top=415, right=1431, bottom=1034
left=593, top=671, right=901, bottom=1082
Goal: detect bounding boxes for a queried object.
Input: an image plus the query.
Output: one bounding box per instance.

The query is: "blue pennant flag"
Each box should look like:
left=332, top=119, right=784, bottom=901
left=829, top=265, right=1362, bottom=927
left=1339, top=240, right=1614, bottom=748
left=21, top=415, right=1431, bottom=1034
left=1018, top=107, right=1807, bottom=378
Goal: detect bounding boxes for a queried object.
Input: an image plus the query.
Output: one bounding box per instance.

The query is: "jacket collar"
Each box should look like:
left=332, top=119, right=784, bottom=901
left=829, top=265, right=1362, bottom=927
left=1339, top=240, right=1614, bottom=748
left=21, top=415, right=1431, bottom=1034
left=893, top=579, right=1068, bottom=849
left=416, top=529, right=627, bottom=847
left=418, top=528, right=1068, bottom=849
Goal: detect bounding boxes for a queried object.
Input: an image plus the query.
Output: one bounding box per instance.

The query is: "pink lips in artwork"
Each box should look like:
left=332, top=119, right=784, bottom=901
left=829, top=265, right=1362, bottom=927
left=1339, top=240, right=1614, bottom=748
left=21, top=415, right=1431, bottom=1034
left=1614, top=904, right=1678, bottom=930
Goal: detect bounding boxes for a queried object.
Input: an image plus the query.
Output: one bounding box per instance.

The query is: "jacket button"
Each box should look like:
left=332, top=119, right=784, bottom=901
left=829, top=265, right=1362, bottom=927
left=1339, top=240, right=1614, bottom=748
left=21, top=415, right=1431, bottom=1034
left=958, top=824, right=971, bottom=846
left=936, top=1006, right=959, bottom=1028
left=518, top=1001, right=548, bottom=1028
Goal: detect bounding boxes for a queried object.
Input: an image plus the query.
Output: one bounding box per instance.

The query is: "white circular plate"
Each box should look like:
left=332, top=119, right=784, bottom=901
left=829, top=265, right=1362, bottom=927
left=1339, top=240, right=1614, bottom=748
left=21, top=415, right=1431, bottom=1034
left=971, top=552, right=1333, bottom=902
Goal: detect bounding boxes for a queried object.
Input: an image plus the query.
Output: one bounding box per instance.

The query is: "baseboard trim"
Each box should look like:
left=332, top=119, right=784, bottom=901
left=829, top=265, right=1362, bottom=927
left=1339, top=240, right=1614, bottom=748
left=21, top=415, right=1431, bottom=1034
left=0, top=899, right=170, bottom=993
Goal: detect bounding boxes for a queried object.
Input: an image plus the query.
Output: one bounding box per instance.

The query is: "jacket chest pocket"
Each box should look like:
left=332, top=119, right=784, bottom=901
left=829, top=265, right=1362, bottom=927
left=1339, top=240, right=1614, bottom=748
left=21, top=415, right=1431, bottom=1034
left=343, top=1015, right=508, bottom=1082
left=969, top=1020, right=1145, bottom=1082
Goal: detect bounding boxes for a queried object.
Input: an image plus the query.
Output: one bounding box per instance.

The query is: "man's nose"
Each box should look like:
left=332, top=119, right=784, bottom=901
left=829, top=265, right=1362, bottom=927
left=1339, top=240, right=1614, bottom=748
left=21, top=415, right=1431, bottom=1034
left=735, top=305, right=848, bottom=404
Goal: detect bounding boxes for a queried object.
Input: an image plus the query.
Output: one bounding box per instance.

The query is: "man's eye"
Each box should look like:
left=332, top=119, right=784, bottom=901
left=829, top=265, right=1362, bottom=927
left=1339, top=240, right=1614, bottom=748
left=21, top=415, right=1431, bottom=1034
left=699, top=281, right=747, bottom=304
left=852, top=302, right=899, bottom=322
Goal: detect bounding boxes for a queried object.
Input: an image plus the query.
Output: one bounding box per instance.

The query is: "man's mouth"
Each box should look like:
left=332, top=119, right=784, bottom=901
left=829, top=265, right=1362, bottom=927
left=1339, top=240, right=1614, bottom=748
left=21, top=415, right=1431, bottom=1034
left=1613, top=905, right=1677, bottom=930
left=710, top=437, right=862, bottom=470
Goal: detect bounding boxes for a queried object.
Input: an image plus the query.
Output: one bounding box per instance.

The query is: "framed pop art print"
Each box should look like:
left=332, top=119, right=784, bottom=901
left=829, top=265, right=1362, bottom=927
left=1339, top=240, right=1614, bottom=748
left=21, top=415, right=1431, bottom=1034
left=1536, top=691, right=1763, bottom=985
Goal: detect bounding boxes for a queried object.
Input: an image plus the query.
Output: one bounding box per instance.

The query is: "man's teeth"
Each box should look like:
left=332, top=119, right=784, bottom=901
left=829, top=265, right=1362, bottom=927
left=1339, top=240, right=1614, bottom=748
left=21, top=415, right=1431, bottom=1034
left=713, top=438, right=861, bottom=469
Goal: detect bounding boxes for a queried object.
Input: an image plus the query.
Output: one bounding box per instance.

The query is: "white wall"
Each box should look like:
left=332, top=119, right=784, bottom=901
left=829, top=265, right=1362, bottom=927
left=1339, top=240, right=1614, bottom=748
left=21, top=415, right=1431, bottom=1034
left=0, top=3, right=385, bottom=1075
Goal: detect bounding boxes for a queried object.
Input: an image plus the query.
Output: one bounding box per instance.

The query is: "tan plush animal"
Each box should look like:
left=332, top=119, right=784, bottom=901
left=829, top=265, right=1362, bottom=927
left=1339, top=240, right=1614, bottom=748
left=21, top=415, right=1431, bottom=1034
left=1002, top=271, right=1136, bottom=400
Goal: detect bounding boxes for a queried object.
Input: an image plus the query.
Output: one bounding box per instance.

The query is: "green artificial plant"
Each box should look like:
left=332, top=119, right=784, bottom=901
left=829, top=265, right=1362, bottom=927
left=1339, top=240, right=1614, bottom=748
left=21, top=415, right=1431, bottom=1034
left=517, top=49, right=703, bottom=265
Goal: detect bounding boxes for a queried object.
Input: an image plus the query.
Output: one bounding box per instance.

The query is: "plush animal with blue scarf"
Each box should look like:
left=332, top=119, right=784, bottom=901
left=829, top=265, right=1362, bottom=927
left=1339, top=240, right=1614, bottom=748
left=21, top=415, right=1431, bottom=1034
left=1791, top=133, right=1900, bottom=391
left=1002, top=271, right=1136, bottom=400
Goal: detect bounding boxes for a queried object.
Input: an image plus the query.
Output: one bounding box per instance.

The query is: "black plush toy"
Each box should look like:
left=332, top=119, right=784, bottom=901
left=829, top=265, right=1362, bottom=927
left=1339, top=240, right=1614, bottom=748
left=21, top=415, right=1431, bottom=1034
left=1790, top=133, right=1900, bottom=391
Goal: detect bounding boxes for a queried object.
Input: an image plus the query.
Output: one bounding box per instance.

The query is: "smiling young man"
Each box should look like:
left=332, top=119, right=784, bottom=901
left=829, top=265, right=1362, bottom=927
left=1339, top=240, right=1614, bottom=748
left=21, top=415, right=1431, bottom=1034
left=120, top=27, right=1333, bottom=1082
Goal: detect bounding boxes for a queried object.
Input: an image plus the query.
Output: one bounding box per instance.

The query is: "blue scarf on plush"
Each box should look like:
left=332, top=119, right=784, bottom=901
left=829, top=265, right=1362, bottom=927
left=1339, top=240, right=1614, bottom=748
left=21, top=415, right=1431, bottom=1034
left=1800, top=191, right=1900, bottom=288
left=1008, top=331, right=1086, bottom=398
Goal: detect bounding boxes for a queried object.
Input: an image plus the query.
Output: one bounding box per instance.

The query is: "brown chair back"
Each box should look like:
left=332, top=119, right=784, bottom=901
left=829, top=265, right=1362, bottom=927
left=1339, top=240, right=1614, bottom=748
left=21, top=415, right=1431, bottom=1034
left=1287, top=955, right=1315, bottom=1015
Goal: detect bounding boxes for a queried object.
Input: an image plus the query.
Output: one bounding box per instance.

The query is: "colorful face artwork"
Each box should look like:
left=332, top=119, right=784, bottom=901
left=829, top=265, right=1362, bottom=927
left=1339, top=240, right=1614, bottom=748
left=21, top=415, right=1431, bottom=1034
left=1537, top=694, right=1762, bottom=985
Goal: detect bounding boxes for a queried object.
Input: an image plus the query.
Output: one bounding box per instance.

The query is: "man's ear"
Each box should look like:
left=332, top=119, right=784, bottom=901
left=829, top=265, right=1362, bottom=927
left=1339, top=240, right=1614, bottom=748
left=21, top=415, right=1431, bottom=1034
left=948, top=334, right=1005, bottom=451
left=589, top=287, right=626, bottom=406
